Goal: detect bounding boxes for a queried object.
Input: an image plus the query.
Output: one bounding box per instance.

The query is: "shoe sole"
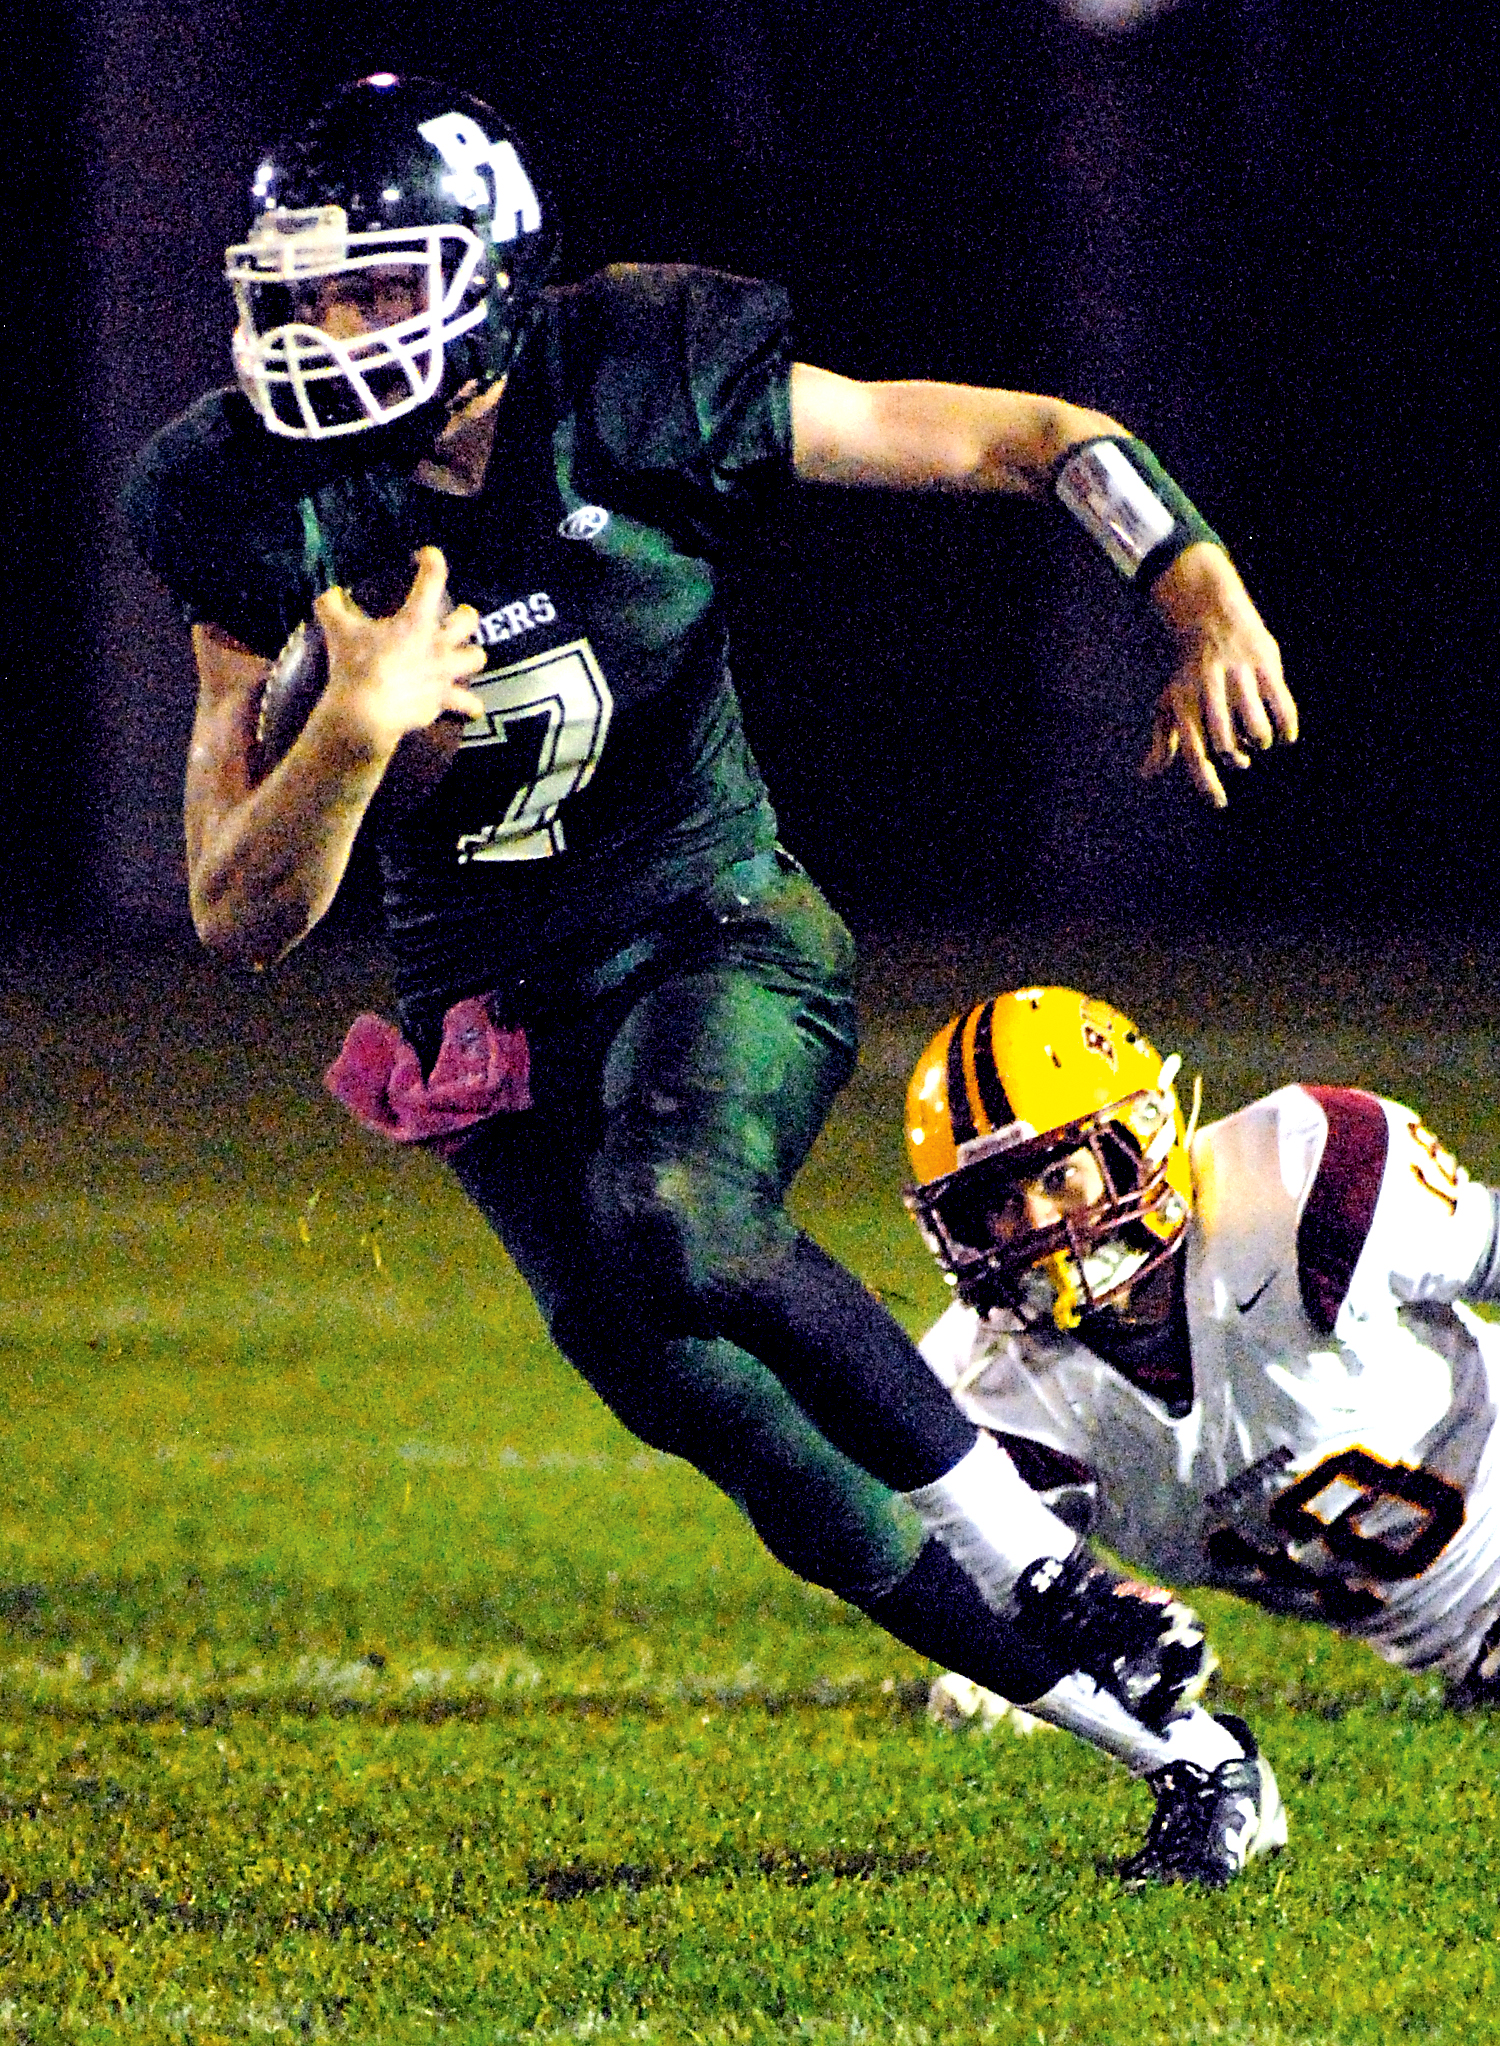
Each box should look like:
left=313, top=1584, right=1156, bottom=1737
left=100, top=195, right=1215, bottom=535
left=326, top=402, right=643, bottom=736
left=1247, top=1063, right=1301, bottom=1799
left=1244, top=1755, right=1289, bottom=1865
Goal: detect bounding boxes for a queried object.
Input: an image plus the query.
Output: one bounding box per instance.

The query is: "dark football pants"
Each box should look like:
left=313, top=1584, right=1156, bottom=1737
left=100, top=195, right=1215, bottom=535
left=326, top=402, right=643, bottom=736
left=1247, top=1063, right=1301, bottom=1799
left=444, top=862, right=967, bottom=1594
left=444, top=863, right=1063, bottom=1699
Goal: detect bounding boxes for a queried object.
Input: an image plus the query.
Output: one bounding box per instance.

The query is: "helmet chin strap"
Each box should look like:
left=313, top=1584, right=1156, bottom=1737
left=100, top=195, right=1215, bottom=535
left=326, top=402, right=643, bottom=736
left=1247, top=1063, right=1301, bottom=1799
left=1045, top=1236, right=1153, bottom=1333
left=271, top=396, right=452, bottom=493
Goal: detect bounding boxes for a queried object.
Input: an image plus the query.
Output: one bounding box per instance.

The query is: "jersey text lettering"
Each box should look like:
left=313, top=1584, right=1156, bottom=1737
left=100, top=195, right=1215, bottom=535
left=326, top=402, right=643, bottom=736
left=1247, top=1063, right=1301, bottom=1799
left=477, top=592, right=556, bottom=647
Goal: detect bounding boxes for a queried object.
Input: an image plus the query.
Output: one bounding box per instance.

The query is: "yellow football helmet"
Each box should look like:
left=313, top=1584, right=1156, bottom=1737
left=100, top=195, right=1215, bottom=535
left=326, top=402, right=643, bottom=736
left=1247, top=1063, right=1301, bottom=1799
left=903, top=987, right=1197, bottom=1330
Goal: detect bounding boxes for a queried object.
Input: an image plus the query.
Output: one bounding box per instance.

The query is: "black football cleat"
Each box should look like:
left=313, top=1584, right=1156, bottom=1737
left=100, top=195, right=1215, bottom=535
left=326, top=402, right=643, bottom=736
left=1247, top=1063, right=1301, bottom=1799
left=1010, top=1545, right=1217, bottom=1732
left=1116, top=1713, right=1288, bottom=1890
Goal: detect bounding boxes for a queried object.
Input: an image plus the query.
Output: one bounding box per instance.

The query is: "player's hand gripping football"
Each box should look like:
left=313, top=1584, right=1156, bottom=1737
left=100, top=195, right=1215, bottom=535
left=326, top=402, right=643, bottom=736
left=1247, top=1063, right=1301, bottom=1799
left=1142, top=543, right=1297, bottom=808
left=315, top=545, right=487, bottom=764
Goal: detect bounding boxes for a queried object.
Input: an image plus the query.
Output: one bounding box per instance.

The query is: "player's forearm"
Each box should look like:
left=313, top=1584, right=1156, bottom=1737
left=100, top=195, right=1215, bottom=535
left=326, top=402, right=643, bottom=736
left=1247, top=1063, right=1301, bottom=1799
left=1148, top=539, right=1260, bottom=643
left=1151, top=538, right=1247, bottom=616
left=188, top=709, right=393, bottom=968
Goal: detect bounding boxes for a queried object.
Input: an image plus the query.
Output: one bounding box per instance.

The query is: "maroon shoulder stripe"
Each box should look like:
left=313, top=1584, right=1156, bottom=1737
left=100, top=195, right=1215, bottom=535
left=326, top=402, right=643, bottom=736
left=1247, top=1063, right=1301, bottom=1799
left=1297, top=1086, right=1389, bottom=1333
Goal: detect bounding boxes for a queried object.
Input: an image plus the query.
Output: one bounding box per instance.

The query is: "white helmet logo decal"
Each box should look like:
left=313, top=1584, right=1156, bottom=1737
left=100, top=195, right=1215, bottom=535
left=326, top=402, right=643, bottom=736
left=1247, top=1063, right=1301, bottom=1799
left=418, top=113, right=541, bottom=240
left=559, top=506, right=610, bottom=541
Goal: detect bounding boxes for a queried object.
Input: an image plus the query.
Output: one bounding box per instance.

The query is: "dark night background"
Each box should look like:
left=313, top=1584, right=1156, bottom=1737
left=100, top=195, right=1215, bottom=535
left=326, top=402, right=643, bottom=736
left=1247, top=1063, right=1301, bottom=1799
left=4, top=0, right=1493, bottom=954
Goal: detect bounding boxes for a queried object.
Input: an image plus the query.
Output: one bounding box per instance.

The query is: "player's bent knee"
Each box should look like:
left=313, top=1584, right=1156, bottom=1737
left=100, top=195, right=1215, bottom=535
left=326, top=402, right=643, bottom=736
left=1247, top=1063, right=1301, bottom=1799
left=583, top=1147, right=795, bottom=1325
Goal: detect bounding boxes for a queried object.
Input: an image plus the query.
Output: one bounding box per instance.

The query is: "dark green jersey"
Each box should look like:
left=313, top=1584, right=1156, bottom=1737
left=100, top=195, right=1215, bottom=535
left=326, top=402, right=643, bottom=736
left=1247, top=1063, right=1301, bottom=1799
left=123, top=264, right=794, bottom=1018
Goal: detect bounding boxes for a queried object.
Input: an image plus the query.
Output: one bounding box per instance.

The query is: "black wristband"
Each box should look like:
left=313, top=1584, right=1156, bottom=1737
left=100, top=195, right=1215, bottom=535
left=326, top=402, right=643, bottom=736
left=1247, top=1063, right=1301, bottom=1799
left=1053, top=436, right=1222, bottom=592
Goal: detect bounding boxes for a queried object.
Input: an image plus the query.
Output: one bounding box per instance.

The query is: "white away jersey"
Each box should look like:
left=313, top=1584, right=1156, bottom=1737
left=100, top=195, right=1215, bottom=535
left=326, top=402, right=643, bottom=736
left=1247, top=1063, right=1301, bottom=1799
left=920, top=1086, right=1500, bottom=1679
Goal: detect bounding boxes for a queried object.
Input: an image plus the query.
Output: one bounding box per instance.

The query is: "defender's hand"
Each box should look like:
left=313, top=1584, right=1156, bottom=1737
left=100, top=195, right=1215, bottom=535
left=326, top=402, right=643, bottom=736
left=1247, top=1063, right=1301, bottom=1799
left=316, top=546, right=487, bottom=761
left=1143, top=544, right=1297, bottom=808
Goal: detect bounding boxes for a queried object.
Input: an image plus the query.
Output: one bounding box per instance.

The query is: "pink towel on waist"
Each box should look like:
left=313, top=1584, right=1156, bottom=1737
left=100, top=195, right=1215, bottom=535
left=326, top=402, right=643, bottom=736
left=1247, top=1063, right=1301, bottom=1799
left=324, top=996, right=531, bottom=1148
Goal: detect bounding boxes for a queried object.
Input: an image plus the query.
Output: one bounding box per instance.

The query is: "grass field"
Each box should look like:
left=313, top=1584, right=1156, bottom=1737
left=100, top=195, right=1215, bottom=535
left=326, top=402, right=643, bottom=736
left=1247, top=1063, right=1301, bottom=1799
left=4, top=921, right=1500, bottom=2044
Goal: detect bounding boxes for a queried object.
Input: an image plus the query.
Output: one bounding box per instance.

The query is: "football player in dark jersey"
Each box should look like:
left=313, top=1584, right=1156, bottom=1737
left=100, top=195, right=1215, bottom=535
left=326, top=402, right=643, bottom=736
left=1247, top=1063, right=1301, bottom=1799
left=124, top=74, right=1296, bottom=1886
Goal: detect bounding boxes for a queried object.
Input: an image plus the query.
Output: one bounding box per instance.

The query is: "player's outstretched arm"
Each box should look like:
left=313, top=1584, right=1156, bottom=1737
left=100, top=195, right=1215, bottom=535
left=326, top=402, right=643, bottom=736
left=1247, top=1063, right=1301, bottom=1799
left=788, top=363, right=1296, bottom=806
left=186, top=546, right=486, bottom=969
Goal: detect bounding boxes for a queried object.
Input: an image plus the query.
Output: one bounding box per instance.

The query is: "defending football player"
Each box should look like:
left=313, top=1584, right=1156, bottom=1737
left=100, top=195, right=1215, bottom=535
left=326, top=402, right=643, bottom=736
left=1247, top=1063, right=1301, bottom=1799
left=123, top=76, right=1295, bottom=1886
left=905, top=986, right=1500, bottom=1868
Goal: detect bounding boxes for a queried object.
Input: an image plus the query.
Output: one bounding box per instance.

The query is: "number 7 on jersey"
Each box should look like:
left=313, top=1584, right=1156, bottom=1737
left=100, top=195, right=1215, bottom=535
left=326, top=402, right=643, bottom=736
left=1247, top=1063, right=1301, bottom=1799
left=456, top=638, right=614, bottom=863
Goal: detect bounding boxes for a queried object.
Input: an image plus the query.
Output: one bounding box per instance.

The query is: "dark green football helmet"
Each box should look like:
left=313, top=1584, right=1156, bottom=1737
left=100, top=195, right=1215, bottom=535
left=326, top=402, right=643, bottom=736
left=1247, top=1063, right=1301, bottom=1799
left=226, top=73, right=557, bottom=439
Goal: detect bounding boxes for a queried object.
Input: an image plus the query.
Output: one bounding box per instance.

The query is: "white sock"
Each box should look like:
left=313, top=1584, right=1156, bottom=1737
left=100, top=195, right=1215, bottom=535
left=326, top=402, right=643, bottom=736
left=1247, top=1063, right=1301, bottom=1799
left=1028, top=1675, right=1247, bottom=1777
left=903, top=1433, right=1078, bottom=1610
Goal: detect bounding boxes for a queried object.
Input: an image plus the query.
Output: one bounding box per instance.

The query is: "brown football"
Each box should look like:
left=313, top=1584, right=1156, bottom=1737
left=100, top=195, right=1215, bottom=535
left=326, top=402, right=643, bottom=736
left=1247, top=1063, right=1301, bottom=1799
left=254, top=560, right=466, bottom=807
